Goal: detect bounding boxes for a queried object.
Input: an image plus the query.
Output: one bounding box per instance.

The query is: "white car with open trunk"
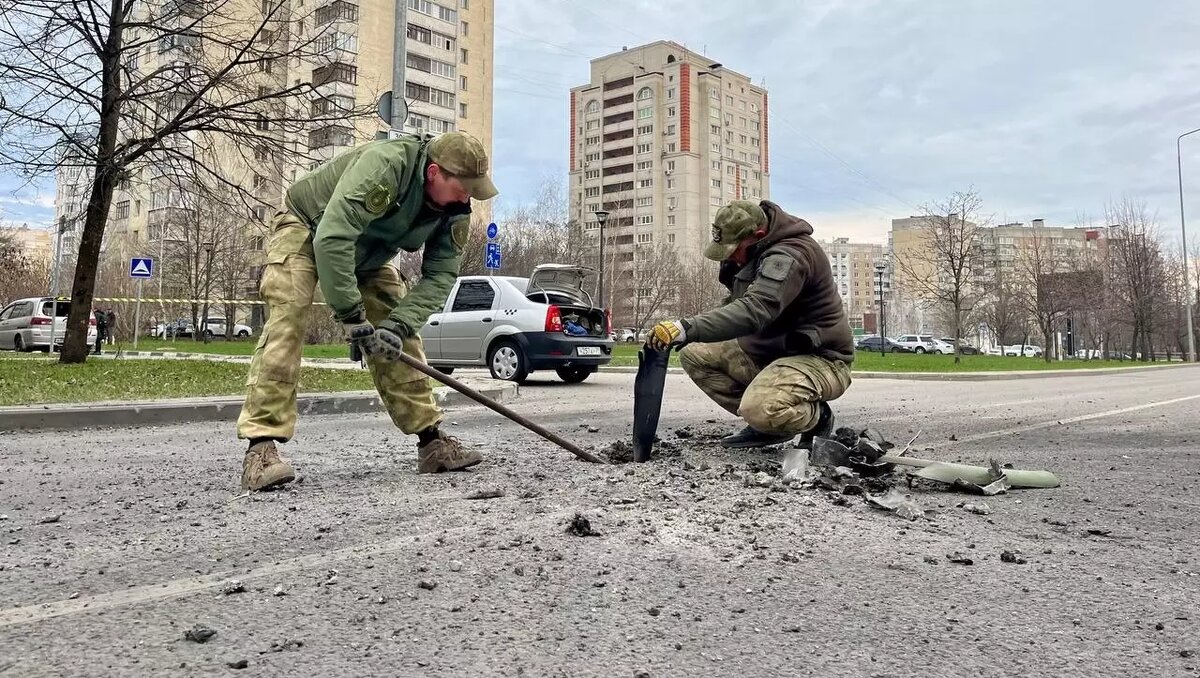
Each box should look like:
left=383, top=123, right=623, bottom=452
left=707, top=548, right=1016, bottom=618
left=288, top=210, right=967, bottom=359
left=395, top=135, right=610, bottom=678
left=420, top=264, right=614, bottom=384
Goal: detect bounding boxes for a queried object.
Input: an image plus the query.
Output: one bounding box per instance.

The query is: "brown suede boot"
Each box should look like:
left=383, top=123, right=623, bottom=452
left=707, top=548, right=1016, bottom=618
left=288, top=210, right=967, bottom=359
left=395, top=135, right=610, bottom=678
left=241, top=440, right=296, bottom=491
left=417, top=432, right=482, bottom=474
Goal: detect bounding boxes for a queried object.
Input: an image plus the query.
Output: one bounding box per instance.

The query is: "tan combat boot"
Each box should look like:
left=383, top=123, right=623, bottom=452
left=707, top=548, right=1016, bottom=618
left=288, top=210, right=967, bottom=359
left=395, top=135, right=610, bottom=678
left=417, top=431, right=482, bottom=474
left=241, top=440, right=296, bottom=491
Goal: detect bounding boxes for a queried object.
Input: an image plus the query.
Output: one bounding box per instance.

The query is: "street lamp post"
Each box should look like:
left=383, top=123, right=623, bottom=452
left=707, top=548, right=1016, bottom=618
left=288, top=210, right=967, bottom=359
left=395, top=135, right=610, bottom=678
left=594, top=210, right=610, bottom=309
left=874, top=261, right=887, bottom=357
left=1177, top=127, right=1200, bottom=363
left=201, top=240, right=214, bottom=344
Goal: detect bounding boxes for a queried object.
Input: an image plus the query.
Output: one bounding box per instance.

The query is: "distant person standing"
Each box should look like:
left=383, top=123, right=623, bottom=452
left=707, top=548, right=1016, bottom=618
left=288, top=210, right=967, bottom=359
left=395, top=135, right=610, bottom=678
left=93, top=309, right=108, bottom=355
left=105, top=309, right=117, bottom=344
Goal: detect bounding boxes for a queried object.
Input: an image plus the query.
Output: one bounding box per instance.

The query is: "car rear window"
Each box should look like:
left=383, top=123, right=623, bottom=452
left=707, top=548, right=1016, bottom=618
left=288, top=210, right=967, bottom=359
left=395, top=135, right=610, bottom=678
left=39, top=301, right=71, bottom=317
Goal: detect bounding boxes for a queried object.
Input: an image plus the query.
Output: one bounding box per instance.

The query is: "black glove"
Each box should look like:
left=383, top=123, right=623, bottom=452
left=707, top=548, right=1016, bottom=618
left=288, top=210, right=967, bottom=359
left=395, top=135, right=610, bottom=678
left=372, top=322, right=409, bottom=361
left=344, top=320, right=378, bottom=359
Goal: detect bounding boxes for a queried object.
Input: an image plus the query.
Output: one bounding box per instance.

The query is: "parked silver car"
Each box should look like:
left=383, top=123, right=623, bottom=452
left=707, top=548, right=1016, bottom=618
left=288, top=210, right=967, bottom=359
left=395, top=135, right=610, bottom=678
left=420, top=264, right=613, bottom=384
left=0, top=296, right=97, bottom=352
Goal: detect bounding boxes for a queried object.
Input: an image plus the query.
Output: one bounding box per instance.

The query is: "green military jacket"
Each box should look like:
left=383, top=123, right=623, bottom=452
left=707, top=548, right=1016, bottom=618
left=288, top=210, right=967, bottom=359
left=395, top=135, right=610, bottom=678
left=285, top=135, right=471, bottom=334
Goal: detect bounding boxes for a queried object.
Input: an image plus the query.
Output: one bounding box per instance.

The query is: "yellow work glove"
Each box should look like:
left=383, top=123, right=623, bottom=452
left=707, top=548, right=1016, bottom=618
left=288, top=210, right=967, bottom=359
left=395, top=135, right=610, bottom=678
left=647, top=320, right=686, bottom=351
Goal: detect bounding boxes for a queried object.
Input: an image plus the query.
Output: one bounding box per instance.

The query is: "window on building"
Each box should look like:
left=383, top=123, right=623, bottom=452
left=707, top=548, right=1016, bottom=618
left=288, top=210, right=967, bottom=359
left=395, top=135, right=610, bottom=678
left=667, top=232, right=676, bottom=242
left=727, top=166, right=733, bottom=175
left=460, top=75, right=468, bottom=90
left=585, top=152, right=600, bottom=162
left=710, top=89, right=719, bottom=100
left=637, top=107, right=653, bottom=119
left=712, top=179, right=721, bottom=188
left=586, top=119, right=601, bottom=130
left=459, top=102, right=467, bottom=117
left=115, top=201, right=130, bottom=219
left=586, top=136, right=600, bottom=145
left=636, top=160, right=652, bottom=170
left=637, top=143, right=652, bottom=154
left=726, top=131, right=733, bottom=143
left=666, top=124, right=676, bottom=135
left=709, top=108, right=720, bottom=119
left=460, top=47, right=468, bottom=63
left=666, top=142, right=676, bottom=152
left=253, top=174, right=268, bottom=190
left=637, top=232, right=653, bottom=242
left=667, top=160, right=675, bottom=171
left=585, top=100, right=600, bottom=114
left=255, top=114, right=270, bottom=131
left=711, top=160, right=720, bottom=170
left=752, top=120, right=760, bottom=131
left=667, top=88, right=675, bottom=99
left=586, top=202, right=599, bottom=213
left=666, top=178, right=675, bottom=189
left=667, top=197, right=677, bottom=209
left=711, top=142, right=720, bottom=152
left=638, top=178, right=652, bottom=188
left=585, top=187, right=600, bottom=197
left=739, top=134, right=747, bottom=144
left=585, top=169, right=600, bottom=179
left=461, top=20, right=468, bottom=35
left=637, top=124, right=653, bottom=135
left=726, top=95, right=733, bottom=105
left=637, top=87, right=653, bottom=100
left=667, top=106, right=676, bottom=117
left=637, top=196, right=652, bottom=206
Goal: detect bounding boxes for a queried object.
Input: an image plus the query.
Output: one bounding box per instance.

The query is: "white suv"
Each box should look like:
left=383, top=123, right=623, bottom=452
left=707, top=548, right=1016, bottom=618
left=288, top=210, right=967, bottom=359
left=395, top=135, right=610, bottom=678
left=892, top=334, right=938, bottom=353
left=0, top=297, right=97, bottom=351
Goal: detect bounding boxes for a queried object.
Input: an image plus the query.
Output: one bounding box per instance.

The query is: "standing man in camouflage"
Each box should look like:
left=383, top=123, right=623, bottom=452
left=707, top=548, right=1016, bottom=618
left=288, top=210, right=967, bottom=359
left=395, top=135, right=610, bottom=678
left=237, top=132, right=498, bottom=491
left=647, top=200, right=854, bottom=448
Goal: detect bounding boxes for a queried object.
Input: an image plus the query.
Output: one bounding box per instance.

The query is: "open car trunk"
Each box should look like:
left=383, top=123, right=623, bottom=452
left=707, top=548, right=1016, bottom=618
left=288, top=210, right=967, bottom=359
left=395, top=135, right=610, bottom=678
left=525, top=264, right=607, bottom=338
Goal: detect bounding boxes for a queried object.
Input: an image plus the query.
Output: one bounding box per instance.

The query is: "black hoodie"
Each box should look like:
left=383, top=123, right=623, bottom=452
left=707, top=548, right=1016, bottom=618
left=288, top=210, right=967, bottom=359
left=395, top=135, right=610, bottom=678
left=683, top=200, right=855, bottom=365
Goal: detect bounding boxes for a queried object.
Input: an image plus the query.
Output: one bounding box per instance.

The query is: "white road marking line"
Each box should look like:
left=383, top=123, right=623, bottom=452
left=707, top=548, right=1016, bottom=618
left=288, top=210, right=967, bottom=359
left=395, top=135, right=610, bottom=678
left=0, top=523, right=476, bottom=629
left=935, top=393, right=1200, bottom=448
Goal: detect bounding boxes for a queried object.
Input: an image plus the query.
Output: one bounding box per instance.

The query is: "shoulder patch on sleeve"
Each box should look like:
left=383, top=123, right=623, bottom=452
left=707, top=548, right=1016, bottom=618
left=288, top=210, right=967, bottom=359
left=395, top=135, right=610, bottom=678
left=364, top=183, right=393, bottom=215
left=760, top=254, right=794, bottom=282
left=451, top=220, right=471, bottom=253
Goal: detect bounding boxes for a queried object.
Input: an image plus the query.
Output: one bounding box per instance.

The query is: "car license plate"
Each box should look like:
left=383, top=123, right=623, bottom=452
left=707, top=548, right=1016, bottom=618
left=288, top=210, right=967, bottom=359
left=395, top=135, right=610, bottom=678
left=577, top=346, right=601, bottom=356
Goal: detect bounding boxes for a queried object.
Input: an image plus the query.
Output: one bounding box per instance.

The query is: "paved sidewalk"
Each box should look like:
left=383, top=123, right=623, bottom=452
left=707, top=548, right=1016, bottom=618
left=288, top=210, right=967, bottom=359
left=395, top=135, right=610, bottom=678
left=0, top=377, right=518, bottom=432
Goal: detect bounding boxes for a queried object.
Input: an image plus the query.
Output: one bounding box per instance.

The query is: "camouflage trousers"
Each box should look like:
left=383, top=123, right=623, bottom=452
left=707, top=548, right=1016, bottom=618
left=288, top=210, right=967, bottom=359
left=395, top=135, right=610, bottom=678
left=679, top=340, right=852, bottom=435
left=236, top=212, right=441, bottom=442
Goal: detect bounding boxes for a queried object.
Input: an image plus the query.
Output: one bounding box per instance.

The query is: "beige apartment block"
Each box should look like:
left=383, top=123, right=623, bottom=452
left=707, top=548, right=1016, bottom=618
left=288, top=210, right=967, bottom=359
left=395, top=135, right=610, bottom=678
left=54, top=0, right=494, bottom=307
left=819, top=237, right=889, bottom=333
left=888, top=216, right=1105, bottom=334
left=568, top=41, right=769, bottom=319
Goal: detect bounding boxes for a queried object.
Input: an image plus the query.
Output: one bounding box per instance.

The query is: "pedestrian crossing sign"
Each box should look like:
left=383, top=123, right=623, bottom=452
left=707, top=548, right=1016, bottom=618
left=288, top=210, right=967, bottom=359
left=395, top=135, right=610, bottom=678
left=129, top=257, right=154, bottom=279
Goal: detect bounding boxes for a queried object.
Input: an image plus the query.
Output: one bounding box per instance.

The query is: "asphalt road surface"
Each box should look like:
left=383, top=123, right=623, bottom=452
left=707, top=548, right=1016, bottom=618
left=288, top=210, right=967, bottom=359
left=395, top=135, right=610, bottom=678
left=2, top=367, right=1198, bottom=677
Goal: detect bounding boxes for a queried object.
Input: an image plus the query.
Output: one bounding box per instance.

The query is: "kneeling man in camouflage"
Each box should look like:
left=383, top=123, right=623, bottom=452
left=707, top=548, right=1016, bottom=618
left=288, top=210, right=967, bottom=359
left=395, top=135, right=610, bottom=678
left=648, top=200, right=854, bottom=448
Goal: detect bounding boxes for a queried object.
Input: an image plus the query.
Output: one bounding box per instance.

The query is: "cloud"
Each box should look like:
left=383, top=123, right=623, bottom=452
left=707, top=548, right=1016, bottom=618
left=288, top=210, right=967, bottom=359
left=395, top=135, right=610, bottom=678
left=492, top=0, right=1200, bottom=244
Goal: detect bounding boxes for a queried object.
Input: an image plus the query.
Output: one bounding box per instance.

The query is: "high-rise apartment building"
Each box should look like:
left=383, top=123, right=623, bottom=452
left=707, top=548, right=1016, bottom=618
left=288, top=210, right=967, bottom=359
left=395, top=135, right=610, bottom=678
left=568, top=41, right=769, bottom=318
left=54, top=0, right=493, bottom=305
left=819, top=237, right=889, bottom=333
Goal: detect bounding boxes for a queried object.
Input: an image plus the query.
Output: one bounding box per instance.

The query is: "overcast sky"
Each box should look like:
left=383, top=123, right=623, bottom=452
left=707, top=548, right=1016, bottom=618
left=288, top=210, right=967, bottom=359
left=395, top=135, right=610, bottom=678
left=4, top=1, right=1199, bottom=247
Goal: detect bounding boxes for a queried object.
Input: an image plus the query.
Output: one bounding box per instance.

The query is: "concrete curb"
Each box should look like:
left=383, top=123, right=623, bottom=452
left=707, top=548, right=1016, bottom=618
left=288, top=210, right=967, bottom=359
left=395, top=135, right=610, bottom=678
left=0, top=382, right=518, bottom=432
left=599, top=362, right=1199, bottom=381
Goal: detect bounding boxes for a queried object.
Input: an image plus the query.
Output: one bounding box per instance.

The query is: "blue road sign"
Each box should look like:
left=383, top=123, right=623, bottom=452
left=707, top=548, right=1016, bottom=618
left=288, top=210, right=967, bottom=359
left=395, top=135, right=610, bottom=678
left=485, top=242, right=502, bottom=270
left=486, top=222, right=498, bottom=239
left=129, top=257, right=154, bottom=279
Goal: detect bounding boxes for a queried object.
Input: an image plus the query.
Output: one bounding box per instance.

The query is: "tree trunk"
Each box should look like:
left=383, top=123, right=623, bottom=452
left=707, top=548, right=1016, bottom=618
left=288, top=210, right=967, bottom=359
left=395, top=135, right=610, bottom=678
left=59, top=7, right=124, bottom=364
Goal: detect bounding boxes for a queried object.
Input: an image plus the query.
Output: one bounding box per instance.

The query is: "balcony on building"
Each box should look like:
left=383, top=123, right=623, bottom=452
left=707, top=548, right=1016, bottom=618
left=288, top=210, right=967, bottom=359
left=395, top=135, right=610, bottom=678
left=311, top=62, right=357, bottom=99
left=601, top=75, right=635, bottom=98
left=309, top=125, right=354, bottom=151
left=315, top=0, right=359, bottom=27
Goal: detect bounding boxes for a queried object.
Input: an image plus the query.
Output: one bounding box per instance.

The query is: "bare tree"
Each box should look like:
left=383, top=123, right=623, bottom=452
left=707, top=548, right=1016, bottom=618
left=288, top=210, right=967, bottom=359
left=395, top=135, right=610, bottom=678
left=979, top=266, right=1025, bottom=348
left=674, top=256, right=726, bottom=320
left=621, top=243, right=680, bottom=329
left=1104, top=199, right=1170, bottom=361
left=1014, top=227, right=1074, bottom=361
left=0, top=224, right=52, bottom=303
left=894, top=190, right=988, bottom=363
left=0, top=0, right=377, bottom=363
